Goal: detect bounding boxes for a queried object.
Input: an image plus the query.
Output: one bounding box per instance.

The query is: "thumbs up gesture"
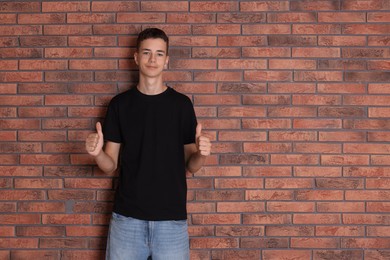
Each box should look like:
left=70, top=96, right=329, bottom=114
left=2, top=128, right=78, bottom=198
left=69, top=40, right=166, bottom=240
left=195, top=123, right=211, bottom=156
left=86, top=122, right=104, bottom=157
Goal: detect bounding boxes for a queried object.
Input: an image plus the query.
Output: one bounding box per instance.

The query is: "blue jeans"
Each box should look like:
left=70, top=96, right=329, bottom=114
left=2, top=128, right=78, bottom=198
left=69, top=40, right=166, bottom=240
left=106, top=212, right=190, bottom=260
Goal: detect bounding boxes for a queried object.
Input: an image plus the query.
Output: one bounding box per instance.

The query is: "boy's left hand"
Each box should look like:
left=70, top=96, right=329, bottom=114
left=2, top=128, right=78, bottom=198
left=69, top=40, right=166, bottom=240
left=195, top=123, right=211, bottom=156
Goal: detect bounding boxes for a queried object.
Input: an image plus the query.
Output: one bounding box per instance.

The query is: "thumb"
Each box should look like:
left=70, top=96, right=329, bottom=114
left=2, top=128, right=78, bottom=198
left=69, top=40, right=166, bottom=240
left=96, top=122, right=103, bottom=137
left=196, top=123, right=202, bottom=138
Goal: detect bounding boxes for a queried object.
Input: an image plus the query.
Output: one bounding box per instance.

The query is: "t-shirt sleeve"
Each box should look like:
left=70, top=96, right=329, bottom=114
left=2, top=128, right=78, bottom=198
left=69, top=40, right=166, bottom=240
left=103, top=99, right=122, bottom=143
left=182, top=97, right=197, bottom=145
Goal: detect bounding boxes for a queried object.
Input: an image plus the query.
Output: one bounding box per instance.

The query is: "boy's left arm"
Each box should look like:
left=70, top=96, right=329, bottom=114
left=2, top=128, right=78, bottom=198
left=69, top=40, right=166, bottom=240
left=184, top=123, right=211, bottom=173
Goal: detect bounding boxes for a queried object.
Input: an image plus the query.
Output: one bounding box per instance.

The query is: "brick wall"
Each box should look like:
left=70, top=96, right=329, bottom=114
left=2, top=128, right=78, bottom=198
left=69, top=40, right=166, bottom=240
left=0, top=1, right=389, bottom=259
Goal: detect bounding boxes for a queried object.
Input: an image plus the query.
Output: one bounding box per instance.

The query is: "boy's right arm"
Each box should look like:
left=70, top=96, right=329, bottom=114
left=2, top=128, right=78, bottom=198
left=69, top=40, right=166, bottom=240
left=86, top=122, right=121, bottom=174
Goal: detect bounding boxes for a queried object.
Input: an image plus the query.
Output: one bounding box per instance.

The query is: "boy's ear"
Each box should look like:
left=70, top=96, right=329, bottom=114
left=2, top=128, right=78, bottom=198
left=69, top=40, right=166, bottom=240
left=164, top=56, right=169, bottom=69
left=134, top=51, right=139, bottom=66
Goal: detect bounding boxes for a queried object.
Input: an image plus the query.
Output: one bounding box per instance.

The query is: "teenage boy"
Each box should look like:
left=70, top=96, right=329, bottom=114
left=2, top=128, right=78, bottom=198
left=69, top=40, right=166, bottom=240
left=86, top=28, right=211, bottom=260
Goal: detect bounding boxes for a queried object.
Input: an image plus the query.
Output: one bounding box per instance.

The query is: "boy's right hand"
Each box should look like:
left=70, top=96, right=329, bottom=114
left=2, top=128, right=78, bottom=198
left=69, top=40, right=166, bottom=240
left=86, top=122, right=104, bottom=157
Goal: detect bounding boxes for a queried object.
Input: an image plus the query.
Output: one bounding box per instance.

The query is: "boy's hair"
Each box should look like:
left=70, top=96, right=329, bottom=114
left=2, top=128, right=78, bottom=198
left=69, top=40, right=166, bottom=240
left=136, top=28, right=169, bottom=54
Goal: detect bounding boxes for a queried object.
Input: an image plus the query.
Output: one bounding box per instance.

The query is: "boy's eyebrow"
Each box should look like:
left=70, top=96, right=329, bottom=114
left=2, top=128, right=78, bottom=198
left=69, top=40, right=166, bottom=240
left=141, top=48, right=166, bottom=53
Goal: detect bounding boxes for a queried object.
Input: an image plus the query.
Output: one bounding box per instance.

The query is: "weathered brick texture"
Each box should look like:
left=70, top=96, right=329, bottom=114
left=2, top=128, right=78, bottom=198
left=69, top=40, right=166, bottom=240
left=0, top=0, right=389, bottom=259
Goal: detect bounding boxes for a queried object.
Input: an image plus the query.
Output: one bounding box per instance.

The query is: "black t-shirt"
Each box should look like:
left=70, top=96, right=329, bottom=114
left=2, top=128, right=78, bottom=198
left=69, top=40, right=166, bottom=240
left=103, top=86, right=197, bottom=220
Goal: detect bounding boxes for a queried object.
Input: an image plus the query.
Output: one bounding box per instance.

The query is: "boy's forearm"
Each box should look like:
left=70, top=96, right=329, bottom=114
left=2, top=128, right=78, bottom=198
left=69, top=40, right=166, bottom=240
left=187, top=151, right=206, bottom=173
left=94, top=151, right=117, bottom=174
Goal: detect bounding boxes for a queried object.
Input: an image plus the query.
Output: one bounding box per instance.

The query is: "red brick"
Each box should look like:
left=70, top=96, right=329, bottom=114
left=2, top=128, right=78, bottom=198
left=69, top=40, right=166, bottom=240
left=141, top=1, right=188, bottom=11
left=246, top=190, right=293, bottom=201
left=367, top=226, right=390, bottom=237
left=91, top=1, right=138, bottom=11
left=242, top=119, right=291, bottom=129
left=368, top=36, right=390, bottom=46
left=42, top=2, right=90, bottom=12
left=263, top=250, right=311, bottom=259
left=190, top=238, right=238, bottom=249
left=0, top=37, right=18, bottom=47
left=268, top=12, right=316, bottom=23
left=193, top=47, right=240, bottom=58
left=319, top=107, right=365, bottom=118
left=0, top=60, right=17, bottom=70
left=321, top=248, right=365, bottom=260
left=196, top=190, right=244, bottom=201
left=64, top=178, right=112, bottom=189
left=243, top=24, right=291, bottom=34
left=321, top=155, right=369, bottom=165
left=296, top=166, right=342, bottom=177
left=68, top=36, right=116, bottom=47
left=16, top=226, right=64, bottom=237
left=0, top=190, right=43, bottom=201
left=243, top=166, right=291, bottom=177
left=0, top=72, right=42, bottom=82
left=67, top=13, right=114, bottom=24
left=94, top=24, right=139, bottom=35
left=242, top=237, right=290, bottom=249
left=20, top=60, right=68, bottom=70
left=243, top=47, right=290, bottom=57
left=0, top=166, right=42, bottom=177
left=18, top=14, right=65, bottom=24
left=218, top=36, right=266, bottom=46
left=266, top=178, right=313, bottom=189
left=0, top=13, right=16, bottom=23
left=296, top=190, right=343, bottom=201
left=269, top=59, right=316, bottom=70
left=0, top=214, right=40, bottom=225
left=0, top=238, right=38, bottom=249
left=346, top=191, right=390, bottom=200
left=317, top=202, right=365, bottom=213
left=18, top=202, right=65, bottom=213
left=291, top=1, right=340, bottom=11
left=0, top=226, right=14, bottom=236
left=44, top=25, right=92, bottom=35
left=266, top=226, right=314, bottom=236
left=218, top=13, right=265, bottom=23
left=342, top=0, right=390, bottom=10
left=187, top=202, right=215, bottom=213
left=318, top=83, right=366, bottom=93
left=343, top=24, right=390, bottom=34
left=0, top=108, right=16, bottom=118
left=293, top=24, right=341, bottom=34
left=243, top=94, right=290, bottom=105
left=293, top=119, right=342, bottom=129
left=243, top=214, right=291, bottom=224
left=319, top=36, right=366, bottom=46
left=0, top=25, right=41, bottom=36
left=11, top=250, right=61, bottom=260
left=344, top=167, right=390, bottom=177
left=69, top=60, right=117, bottom=70
left=66, top=226, right=108, bottom=237
left=19, top=107, right=67, bottom=117
left=272, top=154, right=318, bottom=165
left=190, top=1, right=238, bottom=12
left=269, top=106, right=316, bottom=117
left=319, top=12, right=366, bottom=22
left=293, top=47, right=340, bottom=57
left=368, top=60, right=390, bottom=70
left=117, top=13, right=165, bottom=23
left=244, top=143, right=291, bottom=153
left=211, top=250, right=260, bottom=260
left=39, top=238, right=88, bottom=249
left=20, top=154, right=69, bottom=165
left=268, top=202, right=315, bottom=212
left=245, top=71, right=292, bottom=81
left=291, top=238, right=339, bottom=248
left=268, top=131, right=316, bottom=142
left=15, top=178, right=62, bottom=189
left=344, top=119, right=390, bottom=130
left=0, top=154, right=18, bottom=164
left=365, top=250, right=390, bottom=260
left=342, top=238, right=390, bottom=249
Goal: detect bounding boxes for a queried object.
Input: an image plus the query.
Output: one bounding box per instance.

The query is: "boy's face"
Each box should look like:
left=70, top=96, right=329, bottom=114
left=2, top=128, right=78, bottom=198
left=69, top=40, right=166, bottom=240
left=134, top=38, right=169, bottom=79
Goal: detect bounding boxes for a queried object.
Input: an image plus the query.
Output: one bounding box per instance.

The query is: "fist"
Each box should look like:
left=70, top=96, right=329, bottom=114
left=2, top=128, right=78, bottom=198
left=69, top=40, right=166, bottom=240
left=86, top=122, right=104, bottom=157
left=196, top=123, right=211, bottom=156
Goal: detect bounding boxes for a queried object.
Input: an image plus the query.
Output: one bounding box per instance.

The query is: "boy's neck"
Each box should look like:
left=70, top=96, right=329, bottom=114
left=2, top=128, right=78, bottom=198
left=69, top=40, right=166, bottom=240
left=137, top=77, right=167, bottom=95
